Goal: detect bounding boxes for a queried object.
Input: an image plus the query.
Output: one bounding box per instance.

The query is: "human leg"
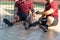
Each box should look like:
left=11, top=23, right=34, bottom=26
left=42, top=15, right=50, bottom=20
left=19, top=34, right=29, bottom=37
left=47, top=16, right=58, bottom=26
left=39, top=16, right=58, bottom=32
left=3, top=15, right=20, bottom=26
left=39, top=17, right=48, bottom=32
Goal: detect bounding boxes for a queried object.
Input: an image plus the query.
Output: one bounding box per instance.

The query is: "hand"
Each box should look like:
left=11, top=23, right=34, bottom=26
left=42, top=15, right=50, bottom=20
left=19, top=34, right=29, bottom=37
left=14, top=15, right=19, bottom=21
left=14, top=15, right=18, bottom=17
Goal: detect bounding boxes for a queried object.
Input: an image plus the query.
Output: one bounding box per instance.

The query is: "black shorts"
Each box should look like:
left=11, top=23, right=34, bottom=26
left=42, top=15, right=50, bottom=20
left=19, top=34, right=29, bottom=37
left=17, top=12, right=29, bottom=21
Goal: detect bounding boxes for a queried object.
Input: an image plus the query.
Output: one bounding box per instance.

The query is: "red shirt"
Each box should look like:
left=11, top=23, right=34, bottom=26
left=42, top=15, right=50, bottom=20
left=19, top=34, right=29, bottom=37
left=45, top=1, right=58, bottom=19
left=15, top=0, right=34, bottom=14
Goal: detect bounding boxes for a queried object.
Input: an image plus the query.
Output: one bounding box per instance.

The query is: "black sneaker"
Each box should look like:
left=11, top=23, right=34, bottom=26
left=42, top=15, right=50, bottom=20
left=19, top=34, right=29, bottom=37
left=29, top=21, right=39, bottom=27
left=25, top=21, right=39, bottom=29
left=3, top=18, right=13, bottom=26
left=40, top=24, right=48, bottom=32
left=24, top=21, right=39, bottom=30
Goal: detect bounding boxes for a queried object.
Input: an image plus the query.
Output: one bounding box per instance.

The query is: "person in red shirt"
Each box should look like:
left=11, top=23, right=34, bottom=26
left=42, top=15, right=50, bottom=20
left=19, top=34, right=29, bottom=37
left=3, top=0, right=34, bottom=26
left=38, top=0, right=58, bottom=32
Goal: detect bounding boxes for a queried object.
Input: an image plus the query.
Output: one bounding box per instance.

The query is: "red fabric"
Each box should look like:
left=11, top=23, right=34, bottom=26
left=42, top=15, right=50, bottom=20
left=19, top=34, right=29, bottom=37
left=15, top=0, right=34, bottom=14
left=45, top=1, right=58, bottom=19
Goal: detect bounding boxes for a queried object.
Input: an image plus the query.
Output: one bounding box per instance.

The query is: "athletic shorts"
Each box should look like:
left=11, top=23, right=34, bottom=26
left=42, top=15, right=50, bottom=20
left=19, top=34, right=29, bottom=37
left=50, top=17, right=58, bottom=26
left=17, top=12, right=29, bottom=21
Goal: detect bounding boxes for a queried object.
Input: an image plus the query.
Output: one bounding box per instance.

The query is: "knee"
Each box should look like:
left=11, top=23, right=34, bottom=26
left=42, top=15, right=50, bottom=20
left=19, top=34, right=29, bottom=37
left=47, top=16, right=54, bottom=25
left=47, top=16, right=54, bottom=21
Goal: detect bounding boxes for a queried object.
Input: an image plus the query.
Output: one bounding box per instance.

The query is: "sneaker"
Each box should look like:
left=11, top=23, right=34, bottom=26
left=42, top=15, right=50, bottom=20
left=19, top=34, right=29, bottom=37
left=40, top=24, right=48, bottom=32
left=26, top=21, right=39, bottom=29
left=24, top=21, right=39, bottom=30
left=29, top=21, right=39, bottom=27
left=24, top=22, right=30, bottom=30
left=3, top=18, right=13, bottom=26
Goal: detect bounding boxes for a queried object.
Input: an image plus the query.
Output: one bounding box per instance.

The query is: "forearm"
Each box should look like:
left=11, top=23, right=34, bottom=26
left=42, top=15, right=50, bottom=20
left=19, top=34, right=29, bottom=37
left=29, top=10, right=33, bottom=15
left=43, top=11, right=51, bottom=16
left=43, top=8, right=54, bottom=16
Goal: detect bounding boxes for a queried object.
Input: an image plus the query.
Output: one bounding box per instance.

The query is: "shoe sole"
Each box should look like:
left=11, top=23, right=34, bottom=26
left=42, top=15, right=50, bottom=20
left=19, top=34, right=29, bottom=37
left=40, top=25, right=48, bottom=32
left=3, top=19, right=13, bottom=26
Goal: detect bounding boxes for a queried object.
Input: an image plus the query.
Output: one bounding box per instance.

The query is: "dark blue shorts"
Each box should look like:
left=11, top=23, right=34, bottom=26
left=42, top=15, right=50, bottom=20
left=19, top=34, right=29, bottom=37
left=17, top=12, right=29, bottom=21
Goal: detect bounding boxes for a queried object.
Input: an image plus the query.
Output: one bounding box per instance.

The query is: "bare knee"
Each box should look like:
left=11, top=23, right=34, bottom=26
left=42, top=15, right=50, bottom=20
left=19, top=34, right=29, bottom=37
left=47, top=16, right=54, bottom=26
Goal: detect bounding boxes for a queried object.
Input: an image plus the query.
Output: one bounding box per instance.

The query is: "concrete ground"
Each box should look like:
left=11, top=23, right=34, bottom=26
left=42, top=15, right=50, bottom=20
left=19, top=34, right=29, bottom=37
left=0, top=5, right=60, bottom=40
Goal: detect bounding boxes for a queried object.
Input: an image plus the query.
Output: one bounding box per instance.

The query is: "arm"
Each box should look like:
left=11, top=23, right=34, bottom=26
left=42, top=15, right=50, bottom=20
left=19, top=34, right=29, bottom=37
left=43, top=8, right=54, bottom=16
left=14, top=2, right=18, bottom=17
left=13, top=7, right=19, bottom=19
left=14, top=1, right=19, bottom=16
left=29, top=0, right=35, bottom=14
left=43, top=2, right=58, bottom=16
left=14, top=7, right=18, bottom=15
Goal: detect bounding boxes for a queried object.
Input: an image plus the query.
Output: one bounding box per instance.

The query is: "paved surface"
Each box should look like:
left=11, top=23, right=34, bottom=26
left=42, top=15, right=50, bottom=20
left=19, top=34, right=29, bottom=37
left=0, top=5, right=60, bottom=40
left=0, top=22, right=60, bottom=40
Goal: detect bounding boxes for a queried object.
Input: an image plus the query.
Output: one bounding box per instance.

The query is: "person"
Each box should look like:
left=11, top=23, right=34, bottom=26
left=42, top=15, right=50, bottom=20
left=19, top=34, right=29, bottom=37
left=3, top=0, right=34, bottom=26
left=28, top=0, right=58, bottom=32
left=39, top=0, right=58, bottom=32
